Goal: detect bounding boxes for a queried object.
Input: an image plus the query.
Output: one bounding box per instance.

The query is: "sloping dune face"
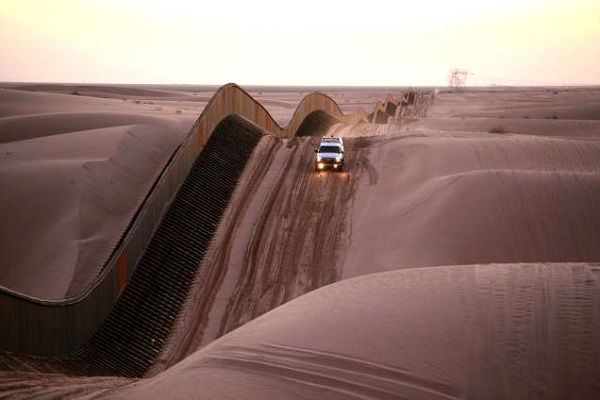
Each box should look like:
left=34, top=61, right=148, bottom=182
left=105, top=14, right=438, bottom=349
left=344, top=130, right=600, bottom=278
left=0, top=123, right=185, bottom=299
left=112, top=263, right=599, bottom=400
left=0, top=89, right=190, bottom=299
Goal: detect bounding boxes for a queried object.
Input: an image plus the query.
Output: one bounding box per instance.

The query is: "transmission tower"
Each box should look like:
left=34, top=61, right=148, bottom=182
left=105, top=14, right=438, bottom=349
left=448, top=68, right=469, bottom=90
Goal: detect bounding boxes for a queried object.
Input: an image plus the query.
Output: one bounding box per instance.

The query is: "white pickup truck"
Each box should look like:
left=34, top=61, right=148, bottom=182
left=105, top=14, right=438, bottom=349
left=315, top=136, right=345, bottom=172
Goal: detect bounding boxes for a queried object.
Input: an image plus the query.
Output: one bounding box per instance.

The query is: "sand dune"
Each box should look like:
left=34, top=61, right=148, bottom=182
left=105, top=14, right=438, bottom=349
left=0, top=112, right=190, bottom=143
left=0, top=85, right=598, bottom=398
left=429, top=89, right=600, bottom=120
left=0, top=123, right=186, bottom=299
left=344, top=130, right=600, bottom=278
left=0, top=88, right=193, bottom=299
left=410, top=117, right=600, bottom=137
left=3, top=84, right=181, bottom=99
left=0, top=87, right=203, bottom=124
left=110, top=263, right=599, bottom=400
left=136, top=88, right=598, bottom=399
left=0, top=88, right=130, bottom=117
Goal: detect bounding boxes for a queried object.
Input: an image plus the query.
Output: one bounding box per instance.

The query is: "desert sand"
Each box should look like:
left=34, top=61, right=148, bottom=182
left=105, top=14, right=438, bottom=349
left=0, top=86, right=196, bottom=299
left=0, top=84, right=598, bottom=399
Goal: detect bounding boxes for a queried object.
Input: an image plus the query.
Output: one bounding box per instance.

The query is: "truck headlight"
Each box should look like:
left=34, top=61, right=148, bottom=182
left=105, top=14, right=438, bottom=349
left=317, top=156, right=322, bottom=162
left=335, top=157, right=342, bottom=162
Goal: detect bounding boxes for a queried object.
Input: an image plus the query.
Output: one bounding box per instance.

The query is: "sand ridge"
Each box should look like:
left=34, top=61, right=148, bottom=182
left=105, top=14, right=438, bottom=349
left=0, top=87, right=195, bottom=299
left=0, top=123, right=187, bottom=299
left=109, top=263, right=600, bottom=400
left=343, top=128, right=600, bottom=278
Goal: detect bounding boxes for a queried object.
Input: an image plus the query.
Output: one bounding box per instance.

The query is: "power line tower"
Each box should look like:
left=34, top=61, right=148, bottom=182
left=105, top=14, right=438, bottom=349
left=448, top=68, right=469, bottom=90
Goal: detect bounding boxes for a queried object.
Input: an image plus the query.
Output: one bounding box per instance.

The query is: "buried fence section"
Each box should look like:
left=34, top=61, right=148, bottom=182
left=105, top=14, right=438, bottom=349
left=62, top=115, right=264, bottom=377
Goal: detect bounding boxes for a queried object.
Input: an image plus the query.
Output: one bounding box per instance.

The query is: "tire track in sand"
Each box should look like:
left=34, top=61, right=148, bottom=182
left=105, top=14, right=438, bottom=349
left=217, top=135, right=368, bottom=336
left=150, top=133, right=369, bottom=372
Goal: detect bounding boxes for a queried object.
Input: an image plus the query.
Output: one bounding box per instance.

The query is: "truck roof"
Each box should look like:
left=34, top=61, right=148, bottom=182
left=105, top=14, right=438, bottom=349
left=320, top=137, right=344, bottom=150
left=320, top=136, right=343, bottom=144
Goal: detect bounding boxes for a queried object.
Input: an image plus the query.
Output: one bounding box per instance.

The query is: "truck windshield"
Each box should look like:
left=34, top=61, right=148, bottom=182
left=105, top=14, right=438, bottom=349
left=319, top=145, right=341, bottom=153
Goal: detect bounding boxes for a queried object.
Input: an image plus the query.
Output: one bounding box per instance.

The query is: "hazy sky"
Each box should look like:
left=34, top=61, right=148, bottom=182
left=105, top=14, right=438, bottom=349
left=1, top=0, right=598, bottom=86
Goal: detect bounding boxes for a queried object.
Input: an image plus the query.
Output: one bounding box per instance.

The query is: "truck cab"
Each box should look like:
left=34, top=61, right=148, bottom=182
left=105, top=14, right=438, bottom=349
left=315, top=136, right=345, bottom=172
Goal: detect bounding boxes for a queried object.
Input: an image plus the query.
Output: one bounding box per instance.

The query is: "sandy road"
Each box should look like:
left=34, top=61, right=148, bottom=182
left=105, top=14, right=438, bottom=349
left=219, top=135, right=364, bottom=332
left=151, top=129, right=371, bottom=373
